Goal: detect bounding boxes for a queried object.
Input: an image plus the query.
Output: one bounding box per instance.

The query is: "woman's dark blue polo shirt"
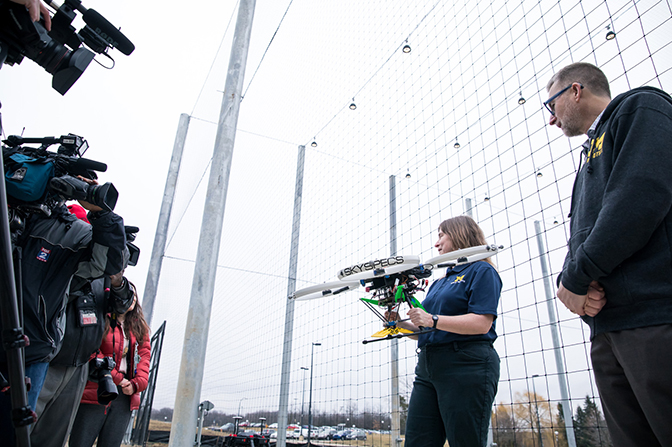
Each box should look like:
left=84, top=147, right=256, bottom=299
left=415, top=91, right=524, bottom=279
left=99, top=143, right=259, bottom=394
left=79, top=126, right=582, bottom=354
left=418, top=261, right=502, bottom=348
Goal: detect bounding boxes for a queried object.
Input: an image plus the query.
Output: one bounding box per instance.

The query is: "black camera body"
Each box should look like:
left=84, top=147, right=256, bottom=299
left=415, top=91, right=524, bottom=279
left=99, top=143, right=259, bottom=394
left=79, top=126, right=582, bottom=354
left=2, top=133, right=118, bottom=223
left=88, top=356, right=117, bottom=404
left=0, top=0, right=134, bottom=95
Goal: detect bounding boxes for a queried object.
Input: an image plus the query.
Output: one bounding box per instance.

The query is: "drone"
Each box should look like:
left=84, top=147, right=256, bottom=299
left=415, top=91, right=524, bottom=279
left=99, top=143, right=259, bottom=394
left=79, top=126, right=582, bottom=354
left=291, top=244, right=503, bottom=344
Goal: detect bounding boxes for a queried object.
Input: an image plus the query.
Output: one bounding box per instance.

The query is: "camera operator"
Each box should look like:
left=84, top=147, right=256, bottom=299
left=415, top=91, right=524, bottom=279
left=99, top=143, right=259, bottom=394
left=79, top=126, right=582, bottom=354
left=0, top=191, right=126, bottom=443
left=7, top=0, right=51, bottom=30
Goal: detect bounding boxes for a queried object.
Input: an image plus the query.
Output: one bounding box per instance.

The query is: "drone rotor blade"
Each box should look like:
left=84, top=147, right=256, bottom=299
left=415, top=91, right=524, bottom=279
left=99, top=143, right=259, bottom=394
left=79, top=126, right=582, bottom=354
left=291, top=280, right=360, bottom=301
left=423, top=244, right=503, bottom=268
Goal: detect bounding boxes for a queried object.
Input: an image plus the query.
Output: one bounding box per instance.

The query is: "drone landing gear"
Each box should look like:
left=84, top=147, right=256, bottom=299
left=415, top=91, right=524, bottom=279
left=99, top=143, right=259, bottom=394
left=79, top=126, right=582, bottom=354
left=361, top=297, right=435, bottom=344
left=362, top=325, right=435, bottom=344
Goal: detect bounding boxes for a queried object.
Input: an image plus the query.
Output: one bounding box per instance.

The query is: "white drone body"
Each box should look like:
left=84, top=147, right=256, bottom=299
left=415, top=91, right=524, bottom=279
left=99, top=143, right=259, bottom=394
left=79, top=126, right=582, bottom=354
left=290, top=244, right=503, bottom=343
left=291, top=244, right=502, bottom=300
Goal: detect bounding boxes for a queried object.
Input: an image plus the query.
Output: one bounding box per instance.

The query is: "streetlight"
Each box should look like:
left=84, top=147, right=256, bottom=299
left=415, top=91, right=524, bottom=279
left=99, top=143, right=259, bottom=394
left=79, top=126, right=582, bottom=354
left=307, top=342, right=321, bottom=446
left=300, top=366, right=309, bottom=428
left=532, top=375, right=543, bottom=447
left=238, top=397, right=247, bottom=417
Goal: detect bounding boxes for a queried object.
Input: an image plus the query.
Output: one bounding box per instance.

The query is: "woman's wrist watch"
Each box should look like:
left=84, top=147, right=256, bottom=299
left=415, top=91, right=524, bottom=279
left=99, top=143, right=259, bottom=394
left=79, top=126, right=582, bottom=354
left=432, top=314, right=439, bottom=328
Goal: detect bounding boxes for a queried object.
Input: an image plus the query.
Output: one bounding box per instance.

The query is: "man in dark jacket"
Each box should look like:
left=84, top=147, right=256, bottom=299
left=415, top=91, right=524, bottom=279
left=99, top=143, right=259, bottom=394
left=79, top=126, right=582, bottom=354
left=0, top=202, right=126, bottom=443
left=545, top=62, right=672, bottom=446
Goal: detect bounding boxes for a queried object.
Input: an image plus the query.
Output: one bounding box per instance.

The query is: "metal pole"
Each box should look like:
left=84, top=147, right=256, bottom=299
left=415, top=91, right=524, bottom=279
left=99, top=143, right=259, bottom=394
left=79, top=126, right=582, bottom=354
left=465, top=197, right=473, bottom=218
left=278, top=145, right=306, bottom=447
left=532, top=375, right=543, bottom=447
left=307, top=342, right=321, bottom=446
left=196, top=403, right=205, bottom=447
left=534, top=221, right=577, bottom=447
left=300, top=366, right=308, bottom=428
left=143, top=113, right=189, bottom=327
left=388, top=175, right=402, bottom=447
left=168, top=2, right=255, bottom=446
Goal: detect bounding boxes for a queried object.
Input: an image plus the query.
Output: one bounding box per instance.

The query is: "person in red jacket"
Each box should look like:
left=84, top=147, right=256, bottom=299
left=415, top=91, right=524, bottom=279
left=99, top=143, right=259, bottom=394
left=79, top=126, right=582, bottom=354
left=68, top=282, right=151, bottom=447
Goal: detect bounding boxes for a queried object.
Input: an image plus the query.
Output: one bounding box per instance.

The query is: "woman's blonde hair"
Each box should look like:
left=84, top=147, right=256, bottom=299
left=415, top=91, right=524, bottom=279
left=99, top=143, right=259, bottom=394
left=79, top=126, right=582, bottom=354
left=438, top=215, right=494, bottom=266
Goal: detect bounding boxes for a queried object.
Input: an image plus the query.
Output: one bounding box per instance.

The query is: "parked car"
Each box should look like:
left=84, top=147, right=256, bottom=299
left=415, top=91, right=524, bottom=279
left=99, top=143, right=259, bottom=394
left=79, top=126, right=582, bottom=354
left=346, top=429, right=367, bottom=441
left=317, top=428, right=337, bottom=439
left=331, top=430, right=352, bottom=440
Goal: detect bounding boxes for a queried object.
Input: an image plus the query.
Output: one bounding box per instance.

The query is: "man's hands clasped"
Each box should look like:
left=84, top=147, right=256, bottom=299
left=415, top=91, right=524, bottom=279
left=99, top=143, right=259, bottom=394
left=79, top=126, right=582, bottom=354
left=557, top=280, right=606, bottom=317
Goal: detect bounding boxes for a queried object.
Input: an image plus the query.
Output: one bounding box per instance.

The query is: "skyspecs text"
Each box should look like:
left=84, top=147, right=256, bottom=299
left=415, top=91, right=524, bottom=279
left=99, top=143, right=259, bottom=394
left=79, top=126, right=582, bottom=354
left=338, top=256, right=406, bottom=278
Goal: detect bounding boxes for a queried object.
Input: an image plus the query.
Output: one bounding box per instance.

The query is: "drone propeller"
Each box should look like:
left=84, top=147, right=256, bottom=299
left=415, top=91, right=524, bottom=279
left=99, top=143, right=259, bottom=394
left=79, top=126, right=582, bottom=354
left=423, top=244, right=503, bottom=269
left=291, top=280, right=360, bottom=301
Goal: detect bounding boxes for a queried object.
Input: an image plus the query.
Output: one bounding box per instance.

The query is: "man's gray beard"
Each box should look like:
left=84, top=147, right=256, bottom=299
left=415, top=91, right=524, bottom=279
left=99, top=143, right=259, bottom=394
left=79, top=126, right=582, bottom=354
left=562, top=101, right=586, bottom=137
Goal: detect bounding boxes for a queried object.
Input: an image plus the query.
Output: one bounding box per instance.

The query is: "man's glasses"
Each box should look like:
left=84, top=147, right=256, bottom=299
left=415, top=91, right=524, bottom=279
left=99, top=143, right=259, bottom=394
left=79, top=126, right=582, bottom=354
left=543, top=83, right=584, bottom=115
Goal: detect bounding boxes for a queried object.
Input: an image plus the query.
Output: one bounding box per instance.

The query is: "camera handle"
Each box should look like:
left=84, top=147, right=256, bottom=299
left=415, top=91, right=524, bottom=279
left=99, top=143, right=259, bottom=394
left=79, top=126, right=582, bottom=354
left=0, top=156, right=33, bottom=447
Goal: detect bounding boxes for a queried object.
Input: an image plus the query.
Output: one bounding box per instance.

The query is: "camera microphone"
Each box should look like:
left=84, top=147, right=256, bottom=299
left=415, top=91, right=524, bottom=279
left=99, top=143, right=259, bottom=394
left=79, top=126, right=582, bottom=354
left=71, top=157, right=107, bottom=173
left=81, top=9, right=134, bottom=56
left=43, top=0, right=135, bottom=55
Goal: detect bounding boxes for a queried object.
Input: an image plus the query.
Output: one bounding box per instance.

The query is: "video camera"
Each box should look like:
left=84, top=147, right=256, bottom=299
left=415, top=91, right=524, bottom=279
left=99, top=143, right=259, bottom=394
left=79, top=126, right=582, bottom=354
left=2, top=133, right=118, bottom=224
left=0, top=0, right=135, bottom=95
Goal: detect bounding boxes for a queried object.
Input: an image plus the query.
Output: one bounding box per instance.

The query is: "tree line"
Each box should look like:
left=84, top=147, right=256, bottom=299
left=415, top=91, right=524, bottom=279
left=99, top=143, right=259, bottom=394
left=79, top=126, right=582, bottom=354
left=492, top=392, right=612, bottom=447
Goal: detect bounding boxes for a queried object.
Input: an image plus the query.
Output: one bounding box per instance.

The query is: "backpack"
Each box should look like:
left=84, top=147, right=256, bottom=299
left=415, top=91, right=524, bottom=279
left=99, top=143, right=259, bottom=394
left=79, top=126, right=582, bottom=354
left=4, top=152, right=55, bottom=202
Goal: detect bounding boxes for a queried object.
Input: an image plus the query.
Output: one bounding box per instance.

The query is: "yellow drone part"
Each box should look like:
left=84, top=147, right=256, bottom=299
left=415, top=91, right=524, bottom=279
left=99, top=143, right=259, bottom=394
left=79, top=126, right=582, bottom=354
left=370, top=326, right=414, bottom=338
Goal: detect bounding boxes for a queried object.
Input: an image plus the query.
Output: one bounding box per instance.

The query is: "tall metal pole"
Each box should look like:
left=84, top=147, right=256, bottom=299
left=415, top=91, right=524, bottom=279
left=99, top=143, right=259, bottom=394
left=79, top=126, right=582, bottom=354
left=534, top=221, right=577, bottom=447
left=168, top=2, right=255, bottom=446
left=143, top=113, right=189, bottom=327
left=307, top=342, right=321, bottom=446
left=300, top=366, right=308, bottom=428
left=388, top=175, right=402, bottom=447
left=278, top=145, right=306, bottom=447
left=532, top=375, right=544, bottom=447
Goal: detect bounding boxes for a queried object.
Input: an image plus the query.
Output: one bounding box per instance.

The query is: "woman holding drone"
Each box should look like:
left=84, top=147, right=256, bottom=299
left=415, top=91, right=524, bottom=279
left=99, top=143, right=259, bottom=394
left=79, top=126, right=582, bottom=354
left=390, top=215, right=501, bottom=447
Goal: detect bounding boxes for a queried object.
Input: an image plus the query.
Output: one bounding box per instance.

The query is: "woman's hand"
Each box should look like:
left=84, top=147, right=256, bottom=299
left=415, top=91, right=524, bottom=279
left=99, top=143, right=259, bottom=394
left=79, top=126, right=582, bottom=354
left=385, top=310, right=419, bottom=332
left=408, top=308, right=432, bottom=328
left=120, top=378, right=135, bottom=395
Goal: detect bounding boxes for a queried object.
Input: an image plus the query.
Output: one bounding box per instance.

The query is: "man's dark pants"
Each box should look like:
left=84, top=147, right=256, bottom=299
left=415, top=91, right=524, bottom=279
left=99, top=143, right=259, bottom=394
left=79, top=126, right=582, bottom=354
left=591, top=324, right=672, bottom=447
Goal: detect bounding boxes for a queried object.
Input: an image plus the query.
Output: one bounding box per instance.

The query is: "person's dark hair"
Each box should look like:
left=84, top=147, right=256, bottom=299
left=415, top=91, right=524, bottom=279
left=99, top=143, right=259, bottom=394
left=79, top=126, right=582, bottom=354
left=438, top=215, right=494, bottom=266
left=105, top=281, right=150, bottom=342
left=547, top=62, right=611, bottom=98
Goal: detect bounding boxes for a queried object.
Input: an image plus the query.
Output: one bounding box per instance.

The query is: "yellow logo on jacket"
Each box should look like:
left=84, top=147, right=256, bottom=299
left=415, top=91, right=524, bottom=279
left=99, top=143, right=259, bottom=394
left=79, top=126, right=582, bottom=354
left=588, top=132, right=605, bottom=160
left=451, top=275, right=466, bottom=284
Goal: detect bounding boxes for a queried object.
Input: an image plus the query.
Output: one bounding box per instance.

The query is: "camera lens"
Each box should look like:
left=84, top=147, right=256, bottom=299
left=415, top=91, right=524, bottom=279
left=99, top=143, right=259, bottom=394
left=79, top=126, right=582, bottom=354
left=86, top=182, right=118, bottom=212
left=97, top=370, right=118, bottom=404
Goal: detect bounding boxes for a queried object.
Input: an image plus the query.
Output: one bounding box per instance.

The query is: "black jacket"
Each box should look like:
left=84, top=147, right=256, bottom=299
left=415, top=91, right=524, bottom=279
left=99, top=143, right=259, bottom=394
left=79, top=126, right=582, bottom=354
left=51, top=277, right=133, bottom=367
left=561, top=86, right=672, bottom=338
left=1, top=206, right=126, bottom=365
